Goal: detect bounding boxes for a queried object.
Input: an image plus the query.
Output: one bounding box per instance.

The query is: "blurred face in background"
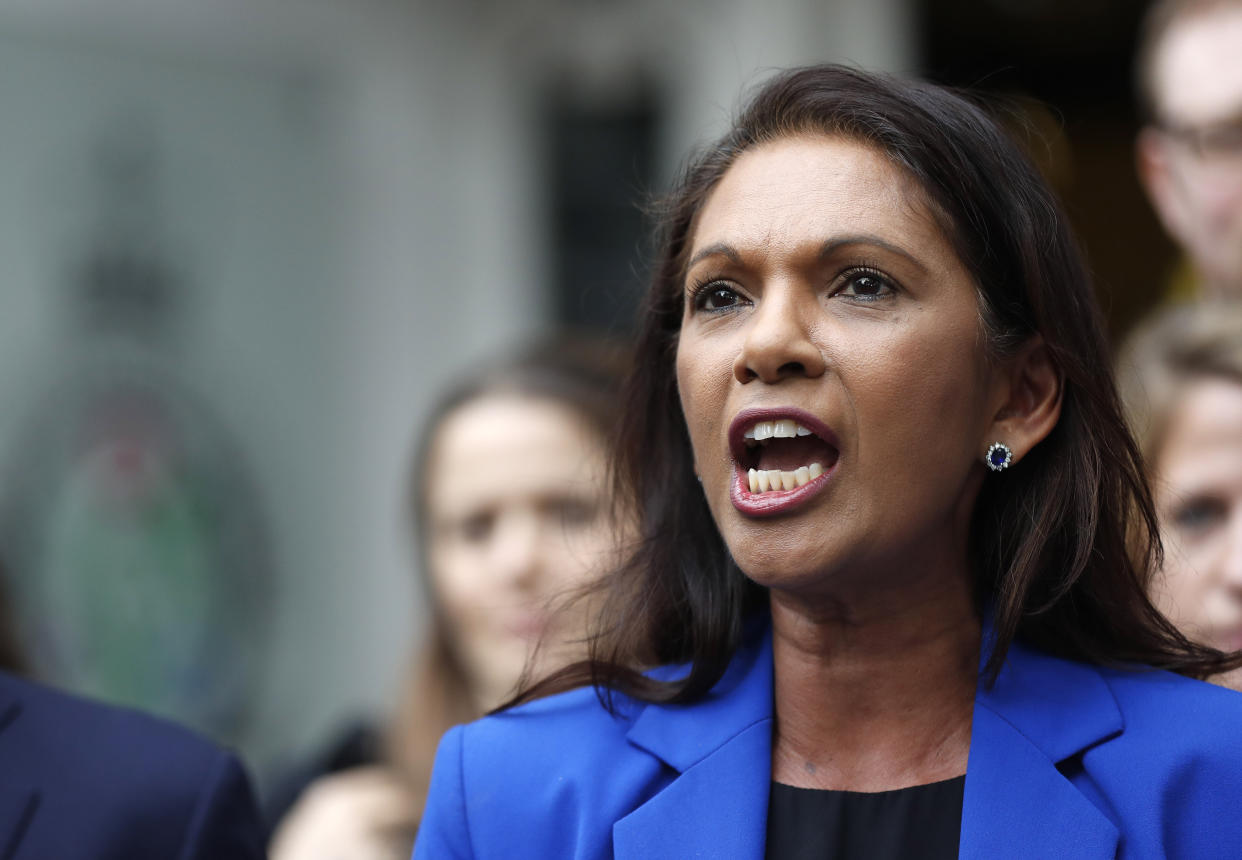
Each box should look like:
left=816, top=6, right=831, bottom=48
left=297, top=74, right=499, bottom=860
left=424, top=394, right=614, bottom=710
left=1149, top=377, right=1242, bottom=690
left=1139, top=4, right=1242, bottom=296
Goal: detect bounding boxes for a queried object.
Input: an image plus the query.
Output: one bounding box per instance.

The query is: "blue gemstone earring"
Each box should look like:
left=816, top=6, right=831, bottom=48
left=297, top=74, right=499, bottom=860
left=985, top=442, right=1013, bottom=472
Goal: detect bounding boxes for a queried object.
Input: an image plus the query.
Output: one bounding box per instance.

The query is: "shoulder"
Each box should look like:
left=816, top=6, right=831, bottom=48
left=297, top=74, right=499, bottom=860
left=464, top=684, right=642, bottom=762
left=415, top=685, right=671, bottom=860
left=0, top=670, right=237, bottom=791
left=1088, top=666, right=1242, bottom=855
left=1097, top=663, right=1242, bottom=754
left=415, top=627, right=773, bottom=859
left=0, top=672, right=264, bottom=859
left=453, top=683, right=662, bottom=803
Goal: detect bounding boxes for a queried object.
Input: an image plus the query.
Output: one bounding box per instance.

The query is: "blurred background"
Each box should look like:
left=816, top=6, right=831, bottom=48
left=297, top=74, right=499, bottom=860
left=0, top=0, right=1171, bottom=794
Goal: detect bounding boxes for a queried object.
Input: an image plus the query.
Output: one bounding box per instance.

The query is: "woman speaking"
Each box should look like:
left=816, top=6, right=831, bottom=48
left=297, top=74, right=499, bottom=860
left=414, top=65, right=1242, bottom=859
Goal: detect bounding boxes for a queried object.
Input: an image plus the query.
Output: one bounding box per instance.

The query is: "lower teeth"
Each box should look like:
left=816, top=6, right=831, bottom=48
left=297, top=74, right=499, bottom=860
left=747, top=462, right=824, bottom=493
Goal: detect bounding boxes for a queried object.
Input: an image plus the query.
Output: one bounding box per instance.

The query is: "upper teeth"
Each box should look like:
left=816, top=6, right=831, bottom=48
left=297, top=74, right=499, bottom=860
left=743, top=418, right=814, bottom=442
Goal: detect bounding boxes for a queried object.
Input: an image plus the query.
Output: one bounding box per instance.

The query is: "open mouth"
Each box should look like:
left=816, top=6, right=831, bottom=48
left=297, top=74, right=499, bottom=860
left=729, top=410, right=840, bottom=496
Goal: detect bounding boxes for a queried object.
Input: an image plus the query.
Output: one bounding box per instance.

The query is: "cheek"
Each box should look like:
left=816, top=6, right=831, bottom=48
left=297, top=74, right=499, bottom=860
left=1151, top=561, right=1206, bottom=633
left=675, top=347, right=706, bottom=457
left=1151, top=527, right=1213, bottom=625
left=852, top=328, right=990, bottom=457
left=676, top=336, right=731, bottom=464
left=428, top=546, right=491, bottom=631
left=837, top=327, right=992, bottom=537
left=554, top=524, right=611, bottom=581
left=1168, top=530, right=1222, bottom=579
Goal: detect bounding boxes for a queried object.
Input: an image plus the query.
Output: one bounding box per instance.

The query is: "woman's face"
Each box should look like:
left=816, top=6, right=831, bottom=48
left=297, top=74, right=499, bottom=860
left=424, top=394, right=613, bottom=709
left=675, top=135, right=1004, bottom=602
left=1149, top=377, right=1242, bottom=689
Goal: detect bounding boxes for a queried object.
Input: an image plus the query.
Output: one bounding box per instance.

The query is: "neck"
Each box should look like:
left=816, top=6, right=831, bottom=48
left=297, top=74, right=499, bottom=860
left=769, top=570, right=979, bottom=792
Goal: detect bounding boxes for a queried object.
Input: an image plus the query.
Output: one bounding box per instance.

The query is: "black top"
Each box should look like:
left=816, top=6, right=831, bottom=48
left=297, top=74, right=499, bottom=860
left=765, top=775, right=965, bottom=860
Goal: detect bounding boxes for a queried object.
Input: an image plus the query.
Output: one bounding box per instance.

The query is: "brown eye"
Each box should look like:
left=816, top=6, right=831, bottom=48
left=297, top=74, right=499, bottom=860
left=837, top=271, right=896, bottom=302
left=692, top=281, right=745, bottom=312
left=851, top=275, right=885, bottom=296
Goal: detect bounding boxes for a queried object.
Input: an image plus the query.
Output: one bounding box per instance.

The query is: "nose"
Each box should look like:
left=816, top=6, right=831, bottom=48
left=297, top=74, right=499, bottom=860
left=732, top=284, right=827, bottom=384
left=490, top=508, right=544, bottom=590
left=1221, top=507, right=1242, bottom=592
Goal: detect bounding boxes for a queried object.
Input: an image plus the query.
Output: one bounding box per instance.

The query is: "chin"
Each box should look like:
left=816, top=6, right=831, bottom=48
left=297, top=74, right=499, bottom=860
left=727, top=545, right=844, bottom=594
left=723, top=508, right=860, bottom=569
left=1211, top=665, right=1242, bottom=693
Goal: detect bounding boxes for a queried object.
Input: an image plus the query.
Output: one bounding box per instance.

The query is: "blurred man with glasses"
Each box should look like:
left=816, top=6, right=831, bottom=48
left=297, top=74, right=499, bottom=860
left=1137, top=0, right=1242, bottom=299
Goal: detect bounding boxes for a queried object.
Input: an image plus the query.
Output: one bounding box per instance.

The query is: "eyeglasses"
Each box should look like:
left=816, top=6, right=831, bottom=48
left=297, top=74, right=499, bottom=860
left=1157, top=110, right=1242, bottom=164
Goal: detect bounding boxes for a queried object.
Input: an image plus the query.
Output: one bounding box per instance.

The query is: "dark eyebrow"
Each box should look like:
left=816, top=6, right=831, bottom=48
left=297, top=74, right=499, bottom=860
left=687, top=236, right=931, bottom=275
left=819, top=235, right=929, bottom=274
left=685, top=242, right=742, bottom=271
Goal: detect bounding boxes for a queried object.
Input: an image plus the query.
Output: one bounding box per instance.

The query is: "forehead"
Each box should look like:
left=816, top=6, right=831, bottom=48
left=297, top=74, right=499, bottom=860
left=689, top=135, right=949, bottom=259
left=426, top=395, right=605, bottom=516
left=1157, top=376, right=1242, bottom=481
left=1152, top=5, right=1242, bottom=123
left=1167, top=377, right=1242, bottom=442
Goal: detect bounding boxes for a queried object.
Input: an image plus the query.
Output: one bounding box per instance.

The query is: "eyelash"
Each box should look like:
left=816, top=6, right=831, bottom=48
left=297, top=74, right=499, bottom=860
left=687, top=276, right=745, bottom=312
left=834, top=265, right=896, bottom=302
left=686, top=265, right=898, bottom=312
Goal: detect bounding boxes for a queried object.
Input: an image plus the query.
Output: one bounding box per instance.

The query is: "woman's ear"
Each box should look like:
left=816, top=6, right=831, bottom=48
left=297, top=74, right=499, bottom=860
left=987, top=335, right=1062, bottom=465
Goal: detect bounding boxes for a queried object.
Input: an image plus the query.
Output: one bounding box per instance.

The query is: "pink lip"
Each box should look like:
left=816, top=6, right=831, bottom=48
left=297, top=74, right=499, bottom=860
left=727, top=407, right=839, bottom=518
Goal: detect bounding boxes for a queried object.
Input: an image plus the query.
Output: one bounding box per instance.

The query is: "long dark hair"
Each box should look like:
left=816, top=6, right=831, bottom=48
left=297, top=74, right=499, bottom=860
left=515, top=65, right=1233, bottom=711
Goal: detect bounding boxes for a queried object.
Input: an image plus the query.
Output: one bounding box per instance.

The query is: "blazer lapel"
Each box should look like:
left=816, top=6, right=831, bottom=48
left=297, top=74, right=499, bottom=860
left=611, top=617, right=1125, bottom=859
left=0, top=693, right=40, bottom=860
left=960, top=637, right=1123, bottom=859
left=613, top=627, right=774, bottom=860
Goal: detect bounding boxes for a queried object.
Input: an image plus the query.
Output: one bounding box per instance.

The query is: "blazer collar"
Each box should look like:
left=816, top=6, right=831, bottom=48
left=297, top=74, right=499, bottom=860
left=613, top=615, right=1127, bottom=859
left=623, top=623, right=773, bottom=772
left=960, top=630, right=1123, bottom=858
left=975, top=628, right=1124, bottom=763
left=613, top=624, right=774, bottom=859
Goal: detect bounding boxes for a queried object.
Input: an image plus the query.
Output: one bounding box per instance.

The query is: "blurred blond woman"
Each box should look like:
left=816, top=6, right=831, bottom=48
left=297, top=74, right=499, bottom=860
left=1118, top=302, right=1242, bottom=690
left=270, top=336, right=629, bottom=858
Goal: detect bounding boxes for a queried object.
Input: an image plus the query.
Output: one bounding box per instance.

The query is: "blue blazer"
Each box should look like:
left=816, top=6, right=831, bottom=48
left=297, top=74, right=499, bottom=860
left=415, top=619, right=1242, bottom=859
left=0, top=670, right=266, bottom=859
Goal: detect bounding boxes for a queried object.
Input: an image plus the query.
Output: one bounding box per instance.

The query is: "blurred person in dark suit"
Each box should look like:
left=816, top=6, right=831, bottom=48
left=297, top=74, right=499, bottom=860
left=269, top=335, right=630, bottom=859
left=1136, top=0, right=1242, bottom=300
left=1119, top=302, right=1242, bottom=689
left=0, top=559, right=266, bottom=858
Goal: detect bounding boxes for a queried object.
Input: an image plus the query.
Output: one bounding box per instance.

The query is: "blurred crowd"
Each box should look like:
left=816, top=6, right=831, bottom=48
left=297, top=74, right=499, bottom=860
left=1117, top=0, right=1242, bottom=694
